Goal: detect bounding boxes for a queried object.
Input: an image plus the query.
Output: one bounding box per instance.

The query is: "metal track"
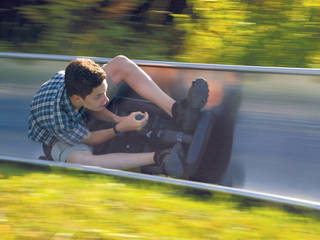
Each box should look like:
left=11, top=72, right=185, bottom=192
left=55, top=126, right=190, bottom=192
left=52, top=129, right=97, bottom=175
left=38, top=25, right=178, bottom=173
left=1, top=52, right=320, bottom=75
left=1, top=154, right=320, bottom=211
left=1, top=52, right=320, bottom=210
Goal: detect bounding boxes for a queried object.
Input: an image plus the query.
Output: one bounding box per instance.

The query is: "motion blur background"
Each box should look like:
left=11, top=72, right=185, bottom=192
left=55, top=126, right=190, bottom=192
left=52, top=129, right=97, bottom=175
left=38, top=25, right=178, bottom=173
left=1, top=0, right=320, bottom=201
left=1, top=0, right=320, bottom=68
left=2, top=2, right=320, bottom=239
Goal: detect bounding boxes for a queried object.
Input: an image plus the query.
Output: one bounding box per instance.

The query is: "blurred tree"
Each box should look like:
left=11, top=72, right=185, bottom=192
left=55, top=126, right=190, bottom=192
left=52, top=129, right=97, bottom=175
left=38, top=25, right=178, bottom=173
left=173, top=0, right=248, bottom=64
left=1, top=0, right=320, bottom=67
left=238, top=0, right=320, bottom=67
left=129, top=0, right=187, bottom=26
left=172, top=0, right=320, bottom=67
left=0, top=0, right=185, bottom=59
left=0, top=0, right=44, bottom=45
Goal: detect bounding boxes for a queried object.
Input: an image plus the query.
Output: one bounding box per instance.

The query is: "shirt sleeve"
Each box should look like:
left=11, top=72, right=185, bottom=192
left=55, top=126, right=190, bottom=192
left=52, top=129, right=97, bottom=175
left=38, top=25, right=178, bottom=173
left=51, top=122, right=89, bottom=145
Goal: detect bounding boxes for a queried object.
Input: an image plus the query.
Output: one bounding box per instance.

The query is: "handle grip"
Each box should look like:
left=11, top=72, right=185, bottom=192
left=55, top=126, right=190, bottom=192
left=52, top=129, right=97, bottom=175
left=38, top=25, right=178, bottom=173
left=135, top=114, right=144, bottom=120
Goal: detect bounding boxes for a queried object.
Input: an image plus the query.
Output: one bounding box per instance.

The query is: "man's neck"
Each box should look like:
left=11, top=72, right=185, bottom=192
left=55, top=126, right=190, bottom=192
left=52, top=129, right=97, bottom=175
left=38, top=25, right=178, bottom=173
left=69, top=96, right=82, bottom=112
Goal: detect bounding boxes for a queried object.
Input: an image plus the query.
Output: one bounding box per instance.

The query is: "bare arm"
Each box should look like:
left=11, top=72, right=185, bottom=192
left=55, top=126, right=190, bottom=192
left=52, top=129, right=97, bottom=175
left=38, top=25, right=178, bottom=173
left=82, top=128, right=116, bottom=145
left=89, top=108, right=121, bottom=123
left=82, top=112, right=149, bottom=145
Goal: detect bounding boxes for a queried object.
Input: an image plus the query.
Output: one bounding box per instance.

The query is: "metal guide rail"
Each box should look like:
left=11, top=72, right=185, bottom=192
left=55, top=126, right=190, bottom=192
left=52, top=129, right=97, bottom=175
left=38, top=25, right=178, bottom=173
left=1, top=52, right=320, bottom=211
left=1, top=52, right=320, bottom=75
left=1, top=155, right=320, bottom=211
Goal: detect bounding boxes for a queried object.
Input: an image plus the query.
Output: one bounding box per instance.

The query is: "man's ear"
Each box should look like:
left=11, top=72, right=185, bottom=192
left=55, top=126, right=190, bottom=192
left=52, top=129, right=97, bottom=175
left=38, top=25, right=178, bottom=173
left=70, top=94, right=83, bottom=103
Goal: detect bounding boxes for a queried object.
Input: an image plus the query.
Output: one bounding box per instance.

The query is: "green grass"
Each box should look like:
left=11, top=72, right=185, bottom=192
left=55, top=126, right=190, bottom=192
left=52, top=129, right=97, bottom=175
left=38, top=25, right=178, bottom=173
left=0, top=161, right=319, bottom=240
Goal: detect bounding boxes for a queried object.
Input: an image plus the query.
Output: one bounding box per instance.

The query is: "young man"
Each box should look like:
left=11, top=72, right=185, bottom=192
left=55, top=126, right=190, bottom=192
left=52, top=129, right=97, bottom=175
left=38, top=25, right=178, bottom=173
left=28, top=55, right=208, bottom=178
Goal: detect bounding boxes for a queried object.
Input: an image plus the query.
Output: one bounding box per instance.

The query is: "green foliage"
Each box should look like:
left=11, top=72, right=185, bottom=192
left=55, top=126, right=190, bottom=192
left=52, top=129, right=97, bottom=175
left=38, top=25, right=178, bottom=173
left=173, top=0, right=320, bottom=67
left=0, top=162, right=320, bottom=240
left=173, top=0, right=248, bottom=64
left=1, top=0, right=320, bottom=67
left=237, top=0, right=320, bottom=67
left=0, top=161, right=320, bottom=239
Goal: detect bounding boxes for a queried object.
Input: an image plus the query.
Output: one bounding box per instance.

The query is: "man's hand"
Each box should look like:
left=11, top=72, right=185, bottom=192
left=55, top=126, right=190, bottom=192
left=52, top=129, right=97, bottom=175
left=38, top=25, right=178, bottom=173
left=116, top=112, right=149, bottom=132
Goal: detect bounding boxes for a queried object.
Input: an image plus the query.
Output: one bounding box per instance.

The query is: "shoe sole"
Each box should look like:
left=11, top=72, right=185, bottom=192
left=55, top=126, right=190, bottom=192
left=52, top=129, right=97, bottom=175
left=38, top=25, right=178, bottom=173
left=188, top=78, right=209, bottom=109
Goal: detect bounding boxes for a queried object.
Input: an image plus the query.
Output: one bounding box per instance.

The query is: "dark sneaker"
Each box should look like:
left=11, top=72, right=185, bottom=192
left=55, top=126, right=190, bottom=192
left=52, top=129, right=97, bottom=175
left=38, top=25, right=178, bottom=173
left=172, top=78, right=209, bottom=133
left=162, top=143, right=186, bottom=178
left=141, top=143, right=186, bottom=178
left=140, top=148, right=171, bottom=175
left=187, top=78, right=209, bottom=109
left=171, top=98, right=188, bottom=126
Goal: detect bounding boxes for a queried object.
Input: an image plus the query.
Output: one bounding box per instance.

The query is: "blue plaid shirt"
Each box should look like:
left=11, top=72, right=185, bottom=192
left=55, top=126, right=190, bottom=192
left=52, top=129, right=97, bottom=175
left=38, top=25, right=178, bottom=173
left=28, top=71, right=89, bottom=145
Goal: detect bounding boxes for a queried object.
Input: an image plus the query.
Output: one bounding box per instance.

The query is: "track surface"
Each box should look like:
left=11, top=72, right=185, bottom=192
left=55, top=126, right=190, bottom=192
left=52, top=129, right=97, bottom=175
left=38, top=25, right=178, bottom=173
left=1, top=58, right=320, bottom=202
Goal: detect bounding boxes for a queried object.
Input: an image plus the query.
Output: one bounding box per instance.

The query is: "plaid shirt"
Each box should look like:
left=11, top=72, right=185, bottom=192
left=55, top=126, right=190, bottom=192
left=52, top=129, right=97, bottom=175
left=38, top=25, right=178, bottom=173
left=28, top=71, right=89, bottom=146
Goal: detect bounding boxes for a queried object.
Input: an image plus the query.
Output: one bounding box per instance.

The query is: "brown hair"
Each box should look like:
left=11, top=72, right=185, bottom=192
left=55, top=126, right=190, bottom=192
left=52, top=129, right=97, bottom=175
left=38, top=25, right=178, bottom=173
left=65, top=58, right=106, bottom=98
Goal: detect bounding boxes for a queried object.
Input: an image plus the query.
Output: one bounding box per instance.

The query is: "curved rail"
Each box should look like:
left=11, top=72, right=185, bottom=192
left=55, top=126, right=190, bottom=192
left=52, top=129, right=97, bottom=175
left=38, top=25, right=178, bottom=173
left=1, top=52, right=320, bottom=210
left=1, top=154, right=320, bottom=210
left=1, top=52, right=320, bottom=75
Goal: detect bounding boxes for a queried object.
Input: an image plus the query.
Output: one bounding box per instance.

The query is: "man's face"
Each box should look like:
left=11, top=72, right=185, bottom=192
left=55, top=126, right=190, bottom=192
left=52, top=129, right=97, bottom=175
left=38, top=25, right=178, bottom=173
left=81, top=79, right=109, bottom=111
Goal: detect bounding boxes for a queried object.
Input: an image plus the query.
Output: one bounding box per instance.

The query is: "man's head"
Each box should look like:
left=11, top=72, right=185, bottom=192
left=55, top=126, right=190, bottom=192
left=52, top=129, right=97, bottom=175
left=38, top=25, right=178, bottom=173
left=65, top=58, right=109, bottom=111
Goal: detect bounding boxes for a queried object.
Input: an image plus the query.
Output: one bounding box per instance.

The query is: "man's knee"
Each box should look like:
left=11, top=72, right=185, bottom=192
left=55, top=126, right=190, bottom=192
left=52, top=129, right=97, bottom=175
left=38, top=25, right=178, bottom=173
left=103, top=55, right=132, bottom=84
left=113, top=55, right=130, bottom=64
left=108, top=55, right=131, bottom=70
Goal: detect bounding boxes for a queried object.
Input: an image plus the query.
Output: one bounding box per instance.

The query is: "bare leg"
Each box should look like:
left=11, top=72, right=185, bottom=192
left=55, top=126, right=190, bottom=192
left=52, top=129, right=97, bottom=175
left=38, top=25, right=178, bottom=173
left=102, top=55, right=175, bottom=117
left=68, top=150, right=155, bottom=169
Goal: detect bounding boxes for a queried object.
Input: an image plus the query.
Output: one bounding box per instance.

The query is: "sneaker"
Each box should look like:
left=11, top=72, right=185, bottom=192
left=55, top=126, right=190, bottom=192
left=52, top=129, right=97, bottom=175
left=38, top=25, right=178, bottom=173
left=172, top=78, right=209, bottom=133
left=140, top=148, right=172, bottom=175
left=162, top=143, right=186, bottom=178
left=142, top=143, right=186, bottom=178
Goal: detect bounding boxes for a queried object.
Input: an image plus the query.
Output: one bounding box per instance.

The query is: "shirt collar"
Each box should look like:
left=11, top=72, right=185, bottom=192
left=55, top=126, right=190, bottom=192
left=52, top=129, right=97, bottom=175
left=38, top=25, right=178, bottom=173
left=61, top=89, right=86, bottom=121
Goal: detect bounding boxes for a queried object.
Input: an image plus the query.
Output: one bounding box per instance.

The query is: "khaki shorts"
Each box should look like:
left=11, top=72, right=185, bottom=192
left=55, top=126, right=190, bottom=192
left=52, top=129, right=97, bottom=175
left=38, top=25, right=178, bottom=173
left=51, top=141, right=93, bottom=163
